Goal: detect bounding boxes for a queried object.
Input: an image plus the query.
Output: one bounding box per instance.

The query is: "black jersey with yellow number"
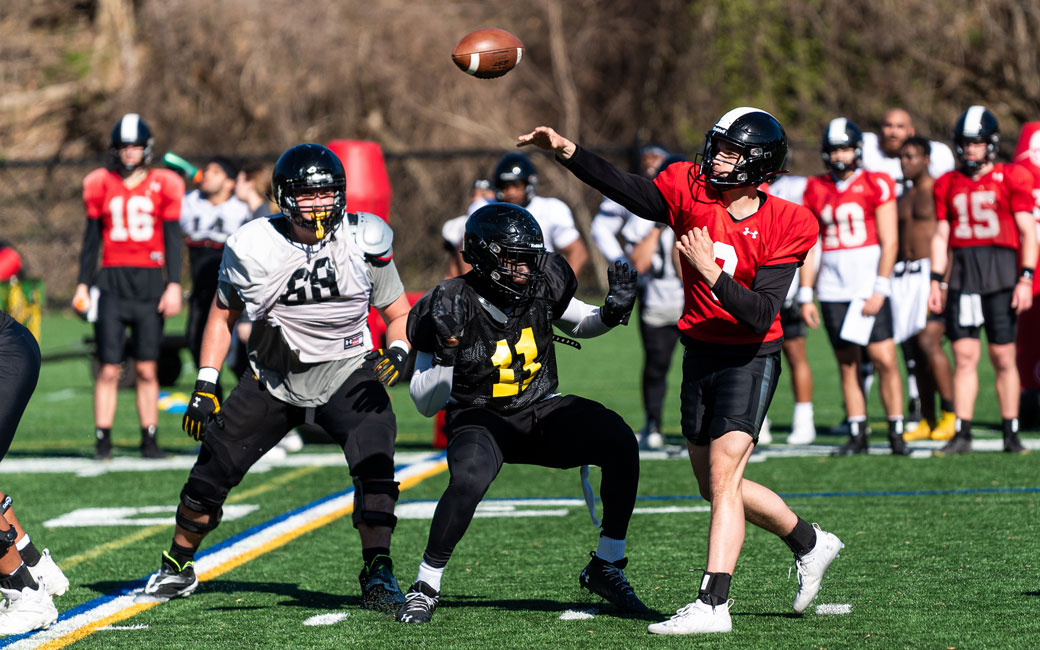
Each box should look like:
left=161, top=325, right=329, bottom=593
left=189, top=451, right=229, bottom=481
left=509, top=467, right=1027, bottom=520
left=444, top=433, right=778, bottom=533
left=408, top=253, right=577, bottom=414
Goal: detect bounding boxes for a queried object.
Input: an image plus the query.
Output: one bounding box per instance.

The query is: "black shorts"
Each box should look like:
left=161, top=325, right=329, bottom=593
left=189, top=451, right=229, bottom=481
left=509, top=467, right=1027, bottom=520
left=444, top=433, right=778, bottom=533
left=945, top=288, right=1017, bottom=344
left=779, top=301, right=805, bottom=339
left=188, top=367, right=397, bottom=497
left=94, top=293, right=164, bottom=364
left=0, top=318, right=41, bottom=460
left=680, top=349, right=781, bottom=445
left=820, top=300, right=894, bottom=350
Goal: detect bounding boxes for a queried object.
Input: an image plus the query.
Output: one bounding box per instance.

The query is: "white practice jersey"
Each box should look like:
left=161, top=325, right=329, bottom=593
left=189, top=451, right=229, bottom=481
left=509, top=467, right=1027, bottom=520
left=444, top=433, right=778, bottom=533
left=181, top=190, right=254, bottom=244
left=620, top=214, right=683, bottom=327
left=524, top=195, right=581, bottom=252
left=590, top=197, right=629, bottom=264
left=441, top=214, right=467, bottom=251
left=218, top=215, right=404, bottom=406
left=861, top=132, right=955, bottom=196
left=817, top=245, right=881, bottom=302
left=763, top=175, right=808, bottom=302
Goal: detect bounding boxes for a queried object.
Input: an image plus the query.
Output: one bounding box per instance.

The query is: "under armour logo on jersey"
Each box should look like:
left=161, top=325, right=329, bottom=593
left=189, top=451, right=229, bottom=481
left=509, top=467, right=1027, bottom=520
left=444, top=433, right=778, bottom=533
left=742, top=227, right=758, bottom=239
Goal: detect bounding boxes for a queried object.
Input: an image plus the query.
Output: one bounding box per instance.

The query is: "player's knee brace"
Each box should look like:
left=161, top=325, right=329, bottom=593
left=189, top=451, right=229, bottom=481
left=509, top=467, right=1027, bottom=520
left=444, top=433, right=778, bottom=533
left=351, top=477, right=400, bottom=531
left=0, top=494, right=11, bottom=515
left=0, top=525, right=15, bottom=554
left=177, top=484, right=224, bottom=535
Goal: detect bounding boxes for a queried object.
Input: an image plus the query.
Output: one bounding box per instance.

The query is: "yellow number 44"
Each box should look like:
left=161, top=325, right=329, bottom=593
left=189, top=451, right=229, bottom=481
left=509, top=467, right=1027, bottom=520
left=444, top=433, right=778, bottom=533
left=490, top=327, right=541, bottom=397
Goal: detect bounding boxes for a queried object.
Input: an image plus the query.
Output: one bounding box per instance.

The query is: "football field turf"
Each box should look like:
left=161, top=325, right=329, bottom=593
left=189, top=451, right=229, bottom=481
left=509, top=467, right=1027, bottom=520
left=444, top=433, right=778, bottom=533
left=2, top=311, right=1038, bottom=648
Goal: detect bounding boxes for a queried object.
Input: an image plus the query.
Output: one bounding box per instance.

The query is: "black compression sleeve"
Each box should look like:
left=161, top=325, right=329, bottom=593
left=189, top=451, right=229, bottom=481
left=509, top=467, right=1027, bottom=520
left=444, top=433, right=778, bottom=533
left=559, top=146, right=671, bottom=224
left=163, top=220, right=183, bottom=285
left=711, top=263, right=798, bottom=335
left=77, top=220, right=101, bottom=286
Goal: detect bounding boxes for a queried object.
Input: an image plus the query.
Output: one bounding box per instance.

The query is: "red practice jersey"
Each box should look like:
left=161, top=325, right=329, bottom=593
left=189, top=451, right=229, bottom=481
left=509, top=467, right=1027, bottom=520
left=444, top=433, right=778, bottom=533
left=654, top=163, right=819, bottom=345
left=803, top=170, right=896, bottom=252
left=83, top=168, right=184, bottom=268
left=933, top=163, right=1034, bottom=249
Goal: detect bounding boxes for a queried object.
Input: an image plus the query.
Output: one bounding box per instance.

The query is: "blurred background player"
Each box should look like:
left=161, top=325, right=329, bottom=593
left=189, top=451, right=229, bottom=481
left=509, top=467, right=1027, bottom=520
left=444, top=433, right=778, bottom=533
left=894, top=137, right=956, bottom=443
left=929, top=106, right=1036, bottom=455
left=72, top=113, right=184, bottom=460
left=180, top=156, right=253, bottom=396
left=492, top=152, right=588, bottom=276
left=399, top=204, right=645, bottom=624
left=861, top=108, right=956, bottom=429
left=441, top=178, right=495, bottom=279
left=762, top=171, right=817, bottom=444
left=234, top=161, right=276, bottom=221
left=0, top=308, right=68, bottom=634
left=137, top=143, right=413, bottom=612
left=801, top=118, right=907, bottom=455
left=590, top=147, right=681, bottom=449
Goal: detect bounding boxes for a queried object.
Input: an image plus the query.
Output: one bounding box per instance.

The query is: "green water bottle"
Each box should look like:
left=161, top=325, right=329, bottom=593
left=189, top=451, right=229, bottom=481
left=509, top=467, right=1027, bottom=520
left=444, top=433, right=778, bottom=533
left=162, top=152, right=202, bottom=183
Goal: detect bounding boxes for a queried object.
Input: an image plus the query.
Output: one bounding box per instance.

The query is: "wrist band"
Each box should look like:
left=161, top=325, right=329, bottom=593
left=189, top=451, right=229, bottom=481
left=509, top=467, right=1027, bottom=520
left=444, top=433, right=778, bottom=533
left=389, top=339, right=410, bottom=353
left=797, top=286, right=814, bottom=305
left=930, top=271, right=945, bottom=283
left=1021, top=267, right=1035, bottom=282
left=873, top=276, right=892, bottom=297
left=197, top=367, right=220, bottom=384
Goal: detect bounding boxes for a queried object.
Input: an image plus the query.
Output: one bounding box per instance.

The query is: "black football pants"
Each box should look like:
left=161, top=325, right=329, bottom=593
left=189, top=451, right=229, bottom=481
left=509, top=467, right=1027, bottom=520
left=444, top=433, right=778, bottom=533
left=0, top=319, right=40, bottom=460
left=422, top=394, right=639, bottom=568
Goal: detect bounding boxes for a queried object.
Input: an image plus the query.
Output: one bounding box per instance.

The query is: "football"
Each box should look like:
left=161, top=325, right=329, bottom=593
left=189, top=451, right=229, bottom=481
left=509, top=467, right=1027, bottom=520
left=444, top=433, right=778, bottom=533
left=451, top=28, right=524, bottom=79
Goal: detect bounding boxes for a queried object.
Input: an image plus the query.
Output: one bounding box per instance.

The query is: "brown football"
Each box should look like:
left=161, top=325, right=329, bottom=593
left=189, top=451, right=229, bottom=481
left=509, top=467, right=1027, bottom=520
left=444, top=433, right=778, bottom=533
left=451, top=28, right=524, bottom=79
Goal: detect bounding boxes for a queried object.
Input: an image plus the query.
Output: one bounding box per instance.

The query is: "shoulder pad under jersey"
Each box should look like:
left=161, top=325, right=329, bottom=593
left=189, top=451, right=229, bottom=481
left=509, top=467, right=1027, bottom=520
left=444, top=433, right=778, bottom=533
left=347, top=212, right=394, bottom=264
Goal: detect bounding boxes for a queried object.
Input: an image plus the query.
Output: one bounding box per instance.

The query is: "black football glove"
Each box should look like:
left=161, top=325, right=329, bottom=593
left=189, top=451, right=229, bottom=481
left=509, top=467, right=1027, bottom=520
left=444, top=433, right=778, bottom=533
left=600, top=260, right=638, bottom=327
left=183, top=380, right=220, bottom=441
left=364, top=346, right=409, bottom=387
left=430, top=288, right=465, bottom=366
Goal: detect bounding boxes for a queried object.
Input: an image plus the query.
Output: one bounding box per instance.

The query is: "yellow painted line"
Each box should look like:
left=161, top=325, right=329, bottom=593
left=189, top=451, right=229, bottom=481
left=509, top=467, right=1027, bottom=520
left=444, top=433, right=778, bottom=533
left=58, top=466, right=321, bottom=571
left=20, top=456, right=448, bottom=650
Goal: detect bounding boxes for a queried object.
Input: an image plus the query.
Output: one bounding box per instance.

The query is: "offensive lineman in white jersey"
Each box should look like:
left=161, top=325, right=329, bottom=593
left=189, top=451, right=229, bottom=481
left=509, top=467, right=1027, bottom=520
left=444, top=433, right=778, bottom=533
left=135, top=144, right=413, bottom=614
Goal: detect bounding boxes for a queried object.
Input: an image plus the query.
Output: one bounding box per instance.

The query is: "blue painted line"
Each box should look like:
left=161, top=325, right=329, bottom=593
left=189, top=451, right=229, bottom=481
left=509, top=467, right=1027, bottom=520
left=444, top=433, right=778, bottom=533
left=0, top=454, right=445, bottom=648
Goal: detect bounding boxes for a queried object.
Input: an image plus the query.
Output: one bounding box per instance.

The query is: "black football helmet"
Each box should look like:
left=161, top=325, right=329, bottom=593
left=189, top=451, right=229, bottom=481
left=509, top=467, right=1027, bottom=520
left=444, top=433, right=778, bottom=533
left=820, top=117, right=863, bottom=173
left=953, top=105, right=999, bottom=173
left=272, top=143, right=347, bottom=239
left=697, top=107, right=787, bottom=189
left=109, top=113, right=153, bottom=173
left=463, top=202, right=547, bottom=303
left=492, top=152, right=537, bottom=204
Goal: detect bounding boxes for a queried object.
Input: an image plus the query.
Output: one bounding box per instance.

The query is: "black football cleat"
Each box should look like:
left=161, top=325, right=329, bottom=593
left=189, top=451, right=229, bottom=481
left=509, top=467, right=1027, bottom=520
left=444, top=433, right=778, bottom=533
left=579, top=552, right=649, bottom=614
left=888, top=433, right=911, bottom=456
left=933, top=434, right=972, bottom=456
left=396, top=581, right=439, bottom=624
left=135, top=552, right=199, bottom=603
left=1003, top=433, right=1028, bottom=454
left=359, top=556, right=405, bottom=614
left=94, top=430, right=112, bottom=461
left=831, top=433, right=868, bottom=456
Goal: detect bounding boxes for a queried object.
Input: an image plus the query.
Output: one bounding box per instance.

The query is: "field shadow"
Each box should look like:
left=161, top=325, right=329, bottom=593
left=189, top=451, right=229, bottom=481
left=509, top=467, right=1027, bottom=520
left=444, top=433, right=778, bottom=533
left=84, top=579, right=359, bottom=610
left=452, top=594, right=661, bottom=620
left=1025, top=591, right=1040, bottom=598
left=733, top=611, right=803, bottom=619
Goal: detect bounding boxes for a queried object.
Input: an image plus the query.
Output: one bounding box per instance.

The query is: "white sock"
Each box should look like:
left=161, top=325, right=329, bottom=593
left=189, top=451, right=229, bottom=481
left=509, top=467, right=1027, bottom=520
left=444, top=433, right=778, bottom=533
left=416, top=560, right=444, bottom=592
left=793, top=402, right=814, bottom=421
left=596, top=536, right=626, bottom=564
left=15, top=535, right=29, bottom=551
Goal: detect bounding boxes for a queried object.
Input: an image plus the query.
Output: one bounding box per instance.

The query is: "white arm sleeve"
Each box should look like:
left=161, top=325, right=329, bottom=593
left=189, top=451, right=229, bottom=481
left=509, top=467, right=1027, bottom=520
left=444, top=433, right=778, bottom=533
left=554, top=297, right=612, bottom=339
left=409, top=351, right=455, bottom=417
left=590, top=207, right=628, bottom=264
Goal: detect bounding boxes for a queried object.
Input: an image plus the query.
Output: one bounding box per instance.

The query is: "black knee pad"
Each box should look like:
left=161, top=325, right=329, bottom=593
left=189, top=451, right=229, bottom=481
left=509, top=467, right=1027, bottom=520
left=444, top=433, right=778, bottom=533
left=0, top=494, right=11, bottom=514
left=177, top=484, right=225, bottom=535
left=351, top=477, right=399, bottom=530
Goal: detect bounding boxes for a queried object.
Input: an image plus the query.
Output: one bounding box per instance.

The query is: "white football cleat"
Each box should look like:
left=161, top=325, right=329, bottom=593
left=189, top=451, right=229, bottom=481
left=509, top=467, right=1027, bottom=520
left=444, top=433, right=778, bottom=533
left=0, top=585, right=58, bottom=635
left=648, top=599, right=733, bottom=635
left=757, top=417, right=772, bottom=445
left=786, top=416, right=817, bottom=445
left=792, top=524, right=844, bottom=613
left=28, top=550, right=69, bottom=597
left=644, top=431, right=665, bottom=450
left=278, top=429, right=304, bottom=453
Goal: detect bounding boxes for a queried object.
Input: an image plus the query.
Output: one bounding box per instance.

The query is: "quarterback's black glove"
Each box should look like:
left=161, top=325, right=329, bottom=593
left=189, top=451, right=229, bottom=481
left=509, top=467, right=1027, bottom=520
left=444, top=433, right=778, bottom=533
left=183, top=380, right=220, bottom=441
left=364, top=345, right=409, bottom=387
left=430, top=288, right=465, bottom=366
left=600, top=260, right=638, bottom=327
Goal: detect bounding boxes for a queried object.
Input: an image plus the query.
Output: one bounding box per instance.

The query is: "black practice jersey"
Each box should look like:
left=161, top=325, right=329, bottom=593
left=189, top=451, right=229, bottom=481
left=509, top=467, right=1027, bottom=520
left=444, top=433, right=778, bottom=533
left=408, top=253, right=578, bottom=414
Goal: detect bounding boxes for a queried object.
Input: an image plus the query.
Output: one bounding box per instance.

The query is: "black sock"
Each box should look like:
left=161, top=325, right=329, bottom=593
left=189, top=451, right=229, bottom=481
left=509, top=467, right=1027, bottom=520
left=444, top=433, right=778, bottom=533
left=940, top=398, right=954, bottom=413
left=697, top=571, right=731, bottom=607
left=1002, top=418, right=1019, bottom=438
left=848, top=418, right=866, bottom=437
left=782, top=517, right=817, bottom=557
left=19, top=540, right=42, bottom=567
left=142, top=425, right=157, bottom=440
left=887, top=417, right=904, bottom=437
left=362, top=547, right=391, bottom=567
left=955, top=418, right=972, bottom=440
left=96, top=427, right=111, bottom=440
left=0, top=563, right=38, bottom=591
left=168, top=542, right=196, bottom=567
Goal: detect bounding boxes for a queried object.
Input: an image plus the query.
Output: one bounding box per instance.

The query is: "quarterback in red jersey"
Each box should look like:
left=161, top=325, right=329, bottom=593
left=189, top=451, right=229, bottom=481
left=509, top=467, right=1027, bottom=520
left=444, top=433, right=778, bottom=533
left=800, top=118, right=907, bottom=456
left=519, top=108, right=844, bottom=635
left=72, top=114, right=184, bottom=460
left=928, top=106, right=1036, bottom=455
